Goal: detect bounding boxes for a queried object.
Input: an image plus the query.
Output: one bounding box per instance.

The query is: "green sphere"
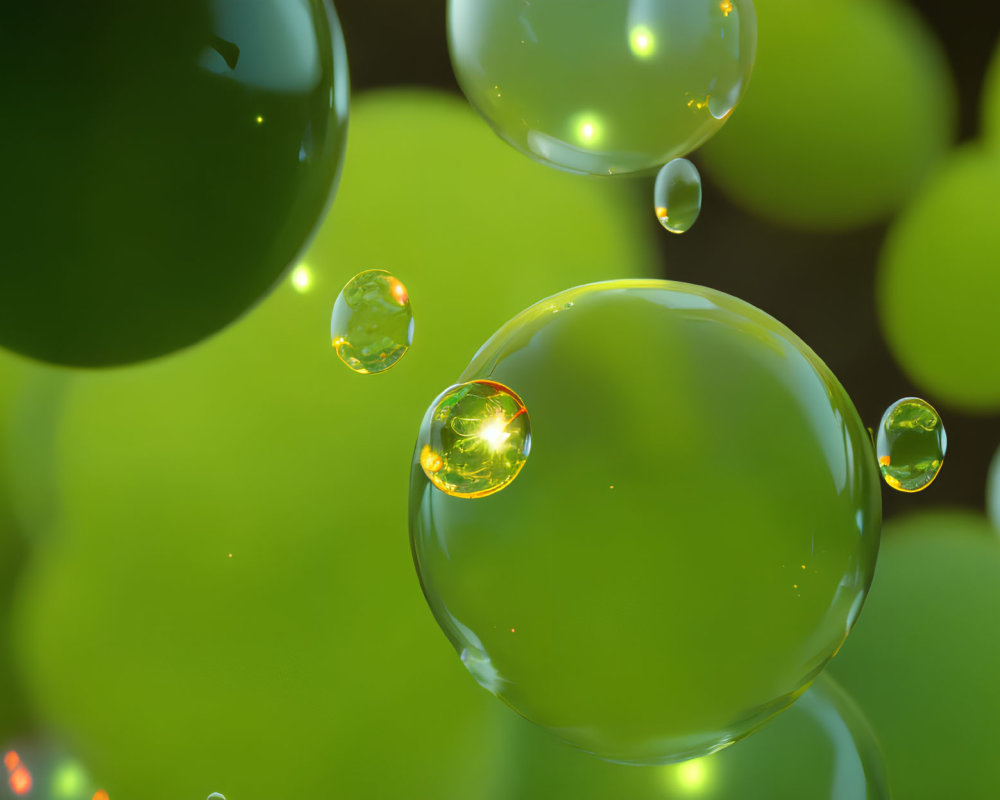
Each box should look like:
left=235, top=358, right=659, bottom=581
left=0, top=1, right=348, bottom=366
left=878, top=147, right=1000, bottom=411
left=700, top=0, right=954, bottom=230
left=410, top=280, right=882, bottom=765
left=488, top=673, right=889, bottom=800
left=448, top=0, right=757, bottom=175
left=10, top=90, right=658, bottom=800
left=830, top=511, right=1000, bottom=800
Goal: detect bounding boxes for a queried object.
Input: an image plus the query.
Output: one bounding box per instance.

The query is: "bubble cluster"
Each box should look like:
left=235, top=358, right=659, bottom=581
left=448, top=0, right=757, bottom=175
left=330, top=269, right=414, bottom=374
left=654, top=158, right=703, bottom=233
left=875, top=397, right=946, bottom=493
left=410, top=280, right=881, bottom=764
left=418, top=380, right=531, bottom=499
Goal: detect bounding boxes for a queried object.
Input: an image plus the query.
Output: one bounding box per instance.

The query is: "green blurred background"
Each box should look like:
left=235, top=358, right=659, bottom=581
left=2, top=1, right=1000, bottom=798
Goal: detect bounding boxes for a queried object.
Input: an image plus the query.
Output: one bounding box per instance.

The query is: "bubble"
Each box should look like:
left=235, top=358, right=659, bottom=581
left=654, top=159, right=702, bottom=234
left=489, top=672, right=889, bottom=799
left=875, top=397, right=946, bottom=493
left=448, top=0, right=757, bottom=175
left=0, top=2, right=349, bottom=366
left=417, top=380, right=531, bottom=499
left=410, top=279, right=881, bottom=765
left=330, top=269, right=414, bottom=374
left=207, top=794, right=226, bottom=800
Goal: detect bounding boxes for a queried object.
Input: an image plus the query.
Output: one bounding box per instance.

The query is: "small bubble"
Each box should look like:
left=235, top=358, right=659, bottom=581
left=654, top=158, right=702, bottom=234
left=330, top=269, right=414, bottom=375
left=208, top=794, right=226, bottom=800
left=876, top=397, right=947, bottom=492
left=418, top=380, right=531, bottom=499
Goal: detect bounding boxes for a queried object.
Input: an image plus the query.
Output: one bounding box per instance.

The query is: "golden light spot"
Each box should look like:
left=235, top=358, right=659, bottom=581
left=510, top=628, right=516, bottom=633
left=388, top=277, right=409, bottom=306
left=720, top=0, right=733, bottom=17
left=255, top=114, right=265, bottom=125
left=800, top=564, right=806, bottom=570
left=421, top=444, right=444, bottom=474
left=655, top=206, right=669, bottom=220
left=686, top=94, right=711, bottom=111
left=479, top=415, right=513, bottom=451
left=332, top=336, right=347, bottom=351
left=671, top=757, right=709, bottom=791
left=879, top=455, right=891, bottom=467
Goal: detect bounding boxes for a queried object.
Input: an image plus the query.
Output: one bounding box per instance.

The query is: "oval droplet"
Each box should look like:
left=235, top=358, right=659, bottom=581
left=654, top=158, right=702, bottom=234
left=876, top=397, right=946, bottom=492
left=330, top=269, right=414, bottom=374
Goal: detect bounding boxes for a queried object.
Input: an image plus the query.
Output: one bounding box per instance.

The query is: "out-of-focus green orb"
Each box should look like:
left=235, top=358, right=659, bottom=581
left=700, top=0, right=954, bottom=231
left=410, top=280, right=881, bottom=765
left=9, top=90, right=657, bottom=800
left=486, top=673, right=888, bottom=800
left=877, top=146, right=1000, bottom=412
left=449, top=0, right=757, bottom=175
left=830, top=510, right=1000, bottom=800
left=0, top=1, right=348, bottom=367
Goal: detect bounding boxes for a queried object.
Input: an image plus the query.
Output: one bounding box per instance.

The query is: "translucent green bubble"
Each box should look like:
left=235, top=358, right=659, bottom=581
left=409, top=279, right=881, bottom=765
left=330, top=269, right=414, bottom=374
left=0, top=1, right=349, bottom=366
left=878, top=147, right=1000, bottom=411
left=875, top=398, right=946, bottom=493
left=419, top=380, right=531, bottom=499
left=448, top=0, right=757, bottom=175
left=489, top=672, right=889, bottom=800
left=700, top=0, right=954, bottom=230
left=654, top=158, right=702, bottom=234
left=831, top=511, right=1000, bottom=800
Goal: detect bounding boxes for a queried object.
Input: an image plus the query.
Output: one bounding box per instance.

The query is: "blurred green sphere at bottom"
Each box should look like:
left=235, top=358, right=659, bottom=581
left=830, top=511, right=1000, bottom=800
left=486, top=672, right=888, bottom=800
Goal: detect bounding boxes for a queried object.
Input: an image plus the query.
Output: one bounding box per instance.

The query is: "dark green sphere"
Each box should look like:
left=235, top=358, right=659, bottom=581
left=0, top=1, right=348, bottom=366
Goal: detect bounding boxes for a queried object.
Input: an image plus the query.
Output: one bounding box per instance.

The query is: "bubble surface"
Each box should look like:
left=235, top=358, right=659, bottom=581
left=409, top=279, right=881, bottom=765
left=448, top=0, right=757, bottom=175
left=207, top=794, right=226, bottom=800
left=490, top=672, right=889, bottom=800
left=0, top=1, right=349, bottom=366
left=330, top=270, right=414, bottom=374
left=418, top=380, right=531, bottom=499
left=654, top=158, right=702, bottom=233
left=875, top=397, right=946, bottom=493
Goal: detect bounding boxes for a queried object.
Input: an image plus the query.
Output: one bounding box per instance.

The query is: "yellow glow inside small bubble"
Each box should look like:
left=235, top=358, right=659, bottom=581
left=629, top=26, right=656, bottom=58
left=291, top=265, right=312, bottom=292
left=479, top=416, right=513, bottom=451
left=668, top=758, right=710, bottom=792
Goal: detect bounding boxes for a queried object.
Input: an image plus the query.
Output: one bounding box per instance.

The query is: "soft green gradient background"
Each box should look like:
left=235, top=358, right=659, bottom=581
left=830, top=511, right=1000, bottom=800
left=412, top=281, right=881, bottom=765
left=0, top=1, right=348, bottom=367
left=700, top=0, right=954, bottom=231
left=7, top=90, right=657, bottom=800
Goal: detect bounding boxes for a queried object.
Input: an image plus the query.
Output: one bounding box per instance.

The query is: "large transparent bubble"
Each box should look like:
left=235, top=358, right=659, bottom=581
left=410, top=280, right=881, bottom=764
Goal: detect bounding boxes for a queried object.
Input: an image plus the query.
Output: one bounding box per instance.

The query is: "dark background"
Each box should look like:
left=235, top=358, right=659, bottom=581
left=335, top=0, right=1000, bottom=521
